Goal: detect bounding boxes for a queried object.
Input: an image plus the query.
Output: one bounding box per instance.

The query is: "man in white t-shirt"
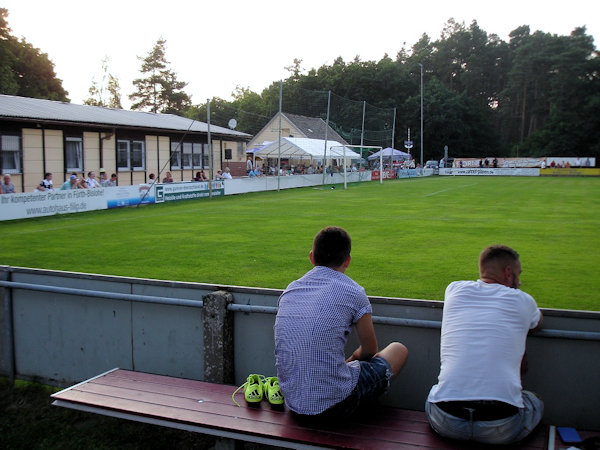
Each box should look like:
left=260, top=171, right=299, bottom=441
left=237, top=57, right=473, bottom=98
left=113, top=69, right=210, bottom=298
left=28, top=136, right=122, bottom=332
left=222, top=167, right=233, bottom=179
left=86, top=171, right=101, bottom=188
left=426, top=245, right=544, bottom=445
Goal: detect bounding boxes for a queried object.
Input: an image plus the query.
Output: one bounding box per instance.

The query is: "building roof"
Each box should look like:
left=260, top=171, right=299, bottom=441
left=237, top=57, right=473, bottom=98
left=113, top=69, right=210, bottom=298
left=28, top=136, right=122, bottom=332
left=0, top=95, right=250, bottom=139
left=248, top=112, right=349, bottom=148
left=281, top=113, right=348, bottom=144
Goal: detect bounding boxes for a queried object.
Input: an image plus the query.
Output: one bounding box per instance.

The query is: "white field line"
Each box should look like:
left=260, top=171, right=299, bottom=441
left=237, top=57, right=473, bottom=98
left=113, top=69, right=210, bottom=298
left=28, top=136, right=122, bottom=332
left=422, top=182, right=478, bottom=197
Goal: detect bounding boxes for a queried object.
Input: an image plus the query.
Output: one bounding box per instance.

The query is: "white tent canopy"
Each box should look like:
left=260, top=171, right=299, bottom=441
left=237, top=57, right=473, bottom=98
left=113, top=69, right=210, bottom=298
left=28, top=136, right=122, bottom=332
left=254, top=137, right=362, bottom=161
left=367, top=147, right=411, bottom=160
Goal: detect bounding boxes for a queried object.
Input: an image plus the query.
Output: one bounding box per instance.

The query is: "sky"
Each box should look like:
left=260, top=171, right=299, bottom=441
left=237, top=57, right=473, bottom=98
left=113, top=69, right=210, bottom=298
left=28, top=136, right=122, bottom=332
left=3, top=0, right=599, bottom=108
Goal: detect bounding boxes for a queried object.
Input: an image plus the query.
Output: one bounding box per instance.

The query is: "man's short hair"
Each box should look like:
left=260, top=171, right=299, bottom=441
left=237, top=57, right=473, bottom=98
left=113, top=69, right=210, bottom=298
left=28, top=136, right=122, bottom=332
left=312, top=226, right=351, bottom=268
left=479, top=245, right=520, bottom=271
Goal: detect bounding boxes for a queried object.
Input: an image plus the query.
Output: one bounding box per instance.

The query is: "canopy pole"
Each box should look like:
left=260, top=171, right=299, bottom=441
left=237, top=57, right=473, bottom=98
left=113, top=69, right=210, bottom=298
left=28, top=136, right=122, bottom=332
left=343, top=146, right=347, bottom=190
left=380, top=151, right=383, bottom=184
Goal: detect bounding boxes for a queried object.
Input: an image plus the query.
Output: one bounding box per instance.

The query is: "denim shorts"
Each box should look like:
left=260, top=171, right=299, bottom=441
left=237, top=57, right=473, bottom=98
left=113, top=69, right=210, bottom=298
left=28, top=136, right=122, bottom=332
left=313, top=356, right=393, bottom=422
left=425, top=391, right=544, bottom=445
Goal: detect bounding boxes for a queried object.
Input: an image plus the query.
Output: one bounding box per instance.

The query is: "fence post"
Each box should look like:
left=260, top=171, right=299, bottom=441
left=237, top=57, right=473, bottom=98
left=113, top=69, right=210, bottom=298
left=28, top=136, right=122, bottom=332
left=202, top=290, right=234, bottom=384
left=1, top=267, right=15, bottom=385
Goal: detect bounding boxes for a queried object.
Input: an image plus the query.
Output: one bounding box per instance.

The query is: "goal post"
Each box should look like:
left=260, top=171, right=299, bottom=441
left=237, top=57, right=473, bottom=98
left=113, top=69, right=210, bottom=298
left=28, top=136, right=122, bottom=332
left=329, top=145, right=382, bottom=189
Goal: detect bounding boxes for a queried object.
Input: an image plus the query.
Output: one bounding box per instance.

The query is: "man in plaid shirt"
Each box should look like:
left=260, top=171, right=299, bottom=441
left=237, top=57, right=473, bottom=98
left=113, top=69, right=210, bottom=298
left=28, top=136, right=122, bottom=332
left=274, top=226, right=408, bottom=421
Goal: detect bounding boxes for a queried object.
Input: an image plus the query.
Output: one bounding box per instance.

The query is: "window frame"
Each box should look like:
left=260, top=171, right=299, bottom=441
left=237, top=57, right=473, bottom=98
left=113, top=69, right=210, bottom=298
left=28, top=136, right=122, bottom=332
left=65, top=136, right=83, bottom=173
left=1, top=133, right=22, bottom=174
left=171, top=140, right=206, bottom=170
left=117, top=139, right=145, bottom=171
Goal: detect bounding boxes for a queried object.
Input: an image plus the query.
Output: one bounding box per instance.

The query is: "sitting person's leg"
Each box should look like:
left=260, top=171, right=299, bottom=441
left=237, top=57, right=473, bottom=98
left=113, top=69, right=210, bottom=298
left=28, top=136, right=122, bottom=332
left=376, top=342, right=408, bottom=376
left=316, top=343, right=408, bottom=422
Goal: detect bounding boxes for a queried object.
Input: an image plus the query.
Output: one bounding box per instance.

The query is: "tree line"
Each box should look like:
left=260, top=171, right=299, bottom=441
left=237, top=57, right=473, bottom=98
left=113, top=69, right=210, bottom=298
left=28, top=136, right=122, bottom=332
left=1, top=8, right=598, bottom=161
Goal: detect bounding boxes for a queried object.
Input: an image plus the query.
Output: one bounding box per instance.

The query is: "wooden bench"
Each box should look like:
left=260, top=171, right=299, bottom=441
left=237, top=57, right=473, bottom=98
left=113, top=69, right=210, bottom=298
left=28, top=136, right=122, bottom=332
left=51, top=368, right=550, bottom=449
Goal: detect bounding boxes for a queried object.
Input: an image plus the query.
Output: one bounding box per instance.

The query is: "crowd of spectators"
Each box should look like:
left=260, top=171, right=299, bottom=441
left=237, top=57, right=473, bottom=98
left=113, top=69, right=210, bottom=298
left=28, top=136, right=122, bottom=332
left=57, top=170, right=117, bottom=190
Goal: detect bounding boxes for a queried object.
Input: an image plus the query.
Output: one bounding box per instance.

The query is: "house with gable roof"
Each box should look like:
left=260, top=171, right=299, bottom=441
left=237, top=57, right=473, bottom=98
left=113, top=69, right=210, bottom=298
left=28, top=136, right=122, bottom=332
left=247, top=112, right=348, bottom=150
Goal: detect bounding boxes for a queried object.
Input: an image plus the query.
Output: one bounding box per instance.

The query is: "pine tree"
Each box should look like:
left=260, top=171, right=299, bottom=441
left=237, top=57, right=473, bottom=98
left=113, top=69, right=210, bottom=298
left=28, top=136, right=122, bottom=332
left=129, top=38, right=191, bottom=115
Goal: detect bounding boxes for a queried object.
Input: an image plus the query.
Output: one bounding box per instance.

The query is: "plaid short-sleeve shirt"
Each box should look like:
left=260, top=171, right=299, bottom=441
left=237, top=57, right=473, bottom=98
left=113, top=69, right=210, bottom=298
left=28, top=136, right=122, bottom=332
left=274, top=266, right=372, bottom=415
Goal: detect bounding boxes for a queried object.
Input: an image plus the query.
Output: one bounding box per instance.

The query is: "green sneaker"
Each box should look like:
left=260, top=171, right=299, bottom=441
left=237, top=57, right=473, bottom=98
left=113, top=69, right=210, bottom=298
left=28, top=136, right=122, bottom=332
left=263, top=376, right=284, bottom=406
left=232, top=374, right=264, bottom=407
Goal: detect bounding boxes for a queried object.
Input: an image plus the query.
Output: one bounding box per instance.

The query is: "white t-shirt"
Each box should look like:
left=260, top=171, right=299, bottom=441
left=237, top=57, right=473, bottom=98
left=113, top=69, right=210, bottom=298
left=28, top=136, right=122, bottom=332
left=86, top=178, right=101, bottom=188
left=428, top=280, right=541, bottom=407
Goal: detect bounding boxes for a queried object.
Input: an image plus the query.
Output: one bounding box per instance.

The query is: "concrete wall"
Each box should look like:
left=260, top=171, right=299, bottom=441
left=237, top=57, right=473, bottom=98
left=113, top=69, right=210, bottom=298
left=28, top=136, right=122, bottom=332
left=1, top=265, right=599, bottom=429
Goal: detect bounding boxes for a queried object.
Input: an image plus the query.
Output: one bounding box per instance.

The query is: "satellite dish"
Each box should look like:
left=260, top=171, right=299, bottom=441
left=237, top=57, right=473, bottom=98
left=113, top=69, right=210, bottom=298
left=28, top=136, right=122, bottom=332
left=228, top=118, right=237, bottom=129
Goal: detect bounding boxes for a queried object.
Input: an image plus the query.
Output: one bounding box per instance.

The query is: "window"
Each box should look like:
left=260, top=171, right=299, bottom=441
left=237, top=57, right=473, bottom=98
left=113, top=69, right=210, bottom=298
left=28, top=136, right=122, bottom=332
left=65, top=137, right=83, bottom=172
left=170, top=142, right=181, bottom=169
left=1, top=134, right=21, bottom=173
left=131, top=141, right=145, bottom=169
left=171, top=140, right=205, bottom=169
left=192, top=143, right=202, bottom=168
left=202, top=144, right=209, bottom=168
left=182, top=143, right=193, bottom=169
left=118, top=139, right=145, bottom=170
left=237, top=142, right=244, bottom=158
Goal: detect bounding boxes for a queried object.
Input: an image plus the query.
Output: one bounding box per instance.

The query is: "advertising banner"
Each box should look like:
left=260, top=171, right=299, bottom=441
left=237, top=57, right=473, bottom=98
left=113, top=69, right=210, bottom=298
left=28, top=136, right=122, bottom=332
left=540, top=168, right=600, bottom=177
left=106, top=185, right=155, bottom=208
left=453, top=157, right=544, bottom=168
left=440, top=168, right=540, bottom=176
left=155, top=181, right=224, bottom=203
left=0, top=188, right=108, bottom=221
left=371, top=170, right=395, bottom=180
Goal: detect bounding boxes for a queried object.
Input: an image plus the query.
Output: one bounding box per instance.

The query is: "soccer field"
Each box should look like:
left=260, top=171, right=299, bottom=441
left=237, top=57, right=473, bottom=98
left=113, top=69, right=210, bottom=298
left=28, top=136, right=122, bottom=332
left=1, top=176, right=598, bottom=311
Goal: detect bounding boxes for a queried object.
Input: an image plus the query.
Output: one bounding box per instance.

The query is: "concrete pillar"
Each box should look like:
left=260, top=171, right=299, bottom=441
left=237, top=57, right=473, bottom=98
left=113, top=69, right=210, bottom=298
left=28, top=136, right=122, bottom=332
left=202, top=290, right=234, bottom=384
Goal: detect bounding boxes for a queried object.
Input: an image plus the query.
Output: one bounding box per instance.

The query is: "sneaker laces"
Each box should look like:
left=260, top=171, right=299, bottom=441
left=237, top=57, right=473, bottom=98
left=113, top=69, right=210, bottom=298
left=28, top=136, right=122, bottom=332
left=232, top=374, right=266, bottom=407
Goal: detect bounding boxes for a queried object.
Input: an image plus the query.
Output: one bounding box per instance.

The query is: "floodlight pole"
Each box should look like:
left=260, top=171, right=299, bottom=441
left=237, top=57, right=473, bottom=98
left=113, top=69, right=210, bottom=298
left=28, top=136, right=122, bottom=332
left=419, top=63, right=424, bottom=171
left=207, top=98, right=213, bottom=199
left=322, top=90, right=331, bottom=185
left=277, top=80, right=282, bottom=191
left=392, top=107, right=396, bottom=149
left=360, top=101, right=366, bottom=147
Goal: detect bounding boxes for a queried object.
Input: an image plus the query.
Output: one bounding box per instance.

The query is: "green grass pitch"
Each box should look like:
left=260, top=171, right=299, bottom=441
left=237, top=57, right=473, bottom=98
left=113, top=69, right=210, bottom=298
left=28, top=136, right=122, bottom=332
left=1, top=176, right=598, bottom=311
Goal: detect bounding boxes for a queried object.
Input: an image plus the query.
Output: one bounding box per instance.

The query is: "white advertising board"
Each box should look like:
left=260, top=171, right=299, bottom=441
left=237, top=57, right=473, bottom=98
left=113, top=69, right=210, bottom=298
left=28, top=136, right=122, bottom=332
left=440, top=168, right=540, bottom=176
left=0, top=188, right=108, bottom=221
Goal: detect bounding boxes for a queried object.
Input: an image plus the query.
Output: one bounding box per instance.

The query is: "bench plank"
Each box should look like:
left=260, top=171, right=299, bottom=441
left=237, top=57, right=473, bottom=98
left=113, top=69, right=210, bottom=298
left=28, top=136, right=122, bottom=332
left=52, top=369, right=548, bottom=449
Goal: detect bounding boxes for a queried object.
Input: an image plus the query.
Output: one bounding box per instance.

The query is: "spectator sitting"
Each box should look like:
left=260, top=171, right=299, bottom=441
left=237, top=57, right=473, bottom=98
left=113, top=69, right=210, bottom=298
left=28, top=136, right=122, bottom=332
left=248, top=169, right=257, bottom=177
left=275, top=226, right=408, bottom=423
left=99, top=169, right=110, bottom=187
left=425, top=245, right=544, bottom=445
left=60, top=174, right=79, bottom=190
left=105, top=173, right=118, bottom=187
left=222, top=167, right=233, bottom=179
left=162, top=172, right=174, bottom=183
left=194, top=170, right=208, bottom=181
left=86, top=171, right=101, bottom=188
left=215, top=170, right=223, bottom=180
left=1, top=174, right=15, bottom=194
left=77, top=177, right=89, bottom=189
left=147, top=173, right=157, bottom=184
left=255, top=166, right=262, bottom=176
left=36, top=172, right=53, bottom=191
